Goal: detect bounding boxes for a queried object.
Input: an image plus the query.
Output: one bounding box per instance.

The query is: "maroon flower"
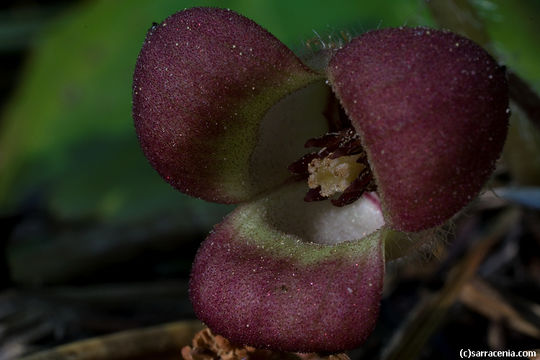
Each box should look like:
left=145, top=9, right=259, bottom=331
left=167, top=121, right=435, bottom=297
left=133, top=8, right=508, bottom=352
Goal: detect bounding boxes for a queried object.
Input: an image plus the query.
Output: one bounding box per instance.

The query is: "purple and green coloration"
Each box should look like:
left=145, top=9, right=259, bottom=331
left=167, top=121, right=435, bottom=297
left=327, top=28, right=507, bottom=231
left=133, top=7, right=508, bottom=352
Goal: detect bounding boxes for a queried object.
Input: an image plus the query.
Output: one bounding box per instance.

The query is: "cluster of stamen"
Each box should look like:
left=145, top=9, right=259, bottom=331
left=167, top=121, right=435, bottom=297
left=288, top=127, right=376, bottom=207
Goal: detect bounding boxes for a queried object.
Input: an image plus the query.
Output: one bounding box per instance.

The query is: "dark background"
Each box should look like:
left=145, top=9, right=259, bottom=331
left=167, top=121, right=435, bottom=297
left=0, top=0, right=539, bottom=359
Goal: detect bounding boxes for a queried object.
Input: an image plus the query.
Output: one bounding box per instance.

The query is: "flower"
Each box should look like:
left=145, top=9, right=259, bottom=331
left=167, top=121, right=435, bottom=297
left=132, top=7, right=508, bottom=352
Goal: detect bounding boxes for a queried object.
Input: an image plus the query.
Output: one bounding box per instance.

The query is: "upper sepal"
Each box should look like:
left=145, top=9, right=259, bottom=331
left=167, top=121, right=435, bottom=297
left=133, top=7, right=321, bottom=203
left=328, top=27, right=509, bottom=232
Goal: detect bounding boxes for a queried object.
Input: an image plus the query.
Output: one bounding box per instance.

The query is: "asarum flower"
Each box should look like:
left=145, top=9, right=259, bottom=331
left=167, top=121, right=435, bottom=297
left=133, top=7, right=509, bottom=353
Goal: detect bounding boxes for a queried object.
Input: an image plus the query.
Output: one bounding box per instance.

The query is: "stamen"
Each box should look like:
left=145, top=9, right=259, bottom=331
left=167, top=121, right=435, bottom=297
left=288, top=123, right=376, bottom=207
left=331, top=169, right=376, bottom=207
left=304, top=186, right=327, bottom=202
left=304, top=132, right=342, bottom=149
left=288, top=153, right=319, bottom=178
left=308, top=154, right=364, bottom=197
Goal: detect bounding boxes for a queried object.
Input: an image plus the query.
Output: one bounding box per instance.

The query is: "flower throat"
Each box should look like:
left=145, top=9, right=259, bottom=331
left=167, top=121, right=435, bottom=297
left=288, top=96, right=376, bottom=207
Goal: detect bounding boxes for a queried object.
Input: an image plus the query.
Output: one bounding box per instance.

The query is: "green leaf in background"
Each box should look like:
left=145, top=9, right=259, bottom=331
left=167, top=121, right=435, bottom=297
left=472, top=0, right=540, bottom=92
left=0, top=0, right=432, bottom=223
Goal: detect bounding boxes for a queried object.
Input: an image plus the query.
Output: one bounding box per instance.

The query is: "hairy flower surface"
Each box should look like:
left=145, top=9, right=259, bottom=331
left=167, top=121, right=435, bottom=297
left=133, top=7, right=508, bottom=352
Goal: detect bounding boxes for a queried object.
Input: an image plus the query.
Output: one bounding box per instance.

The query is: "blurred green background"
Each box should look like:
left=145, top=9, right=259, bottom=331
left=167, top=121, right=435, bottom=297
left=0, top=0, right=539, bottom=285
left=0, top=0, right=433, bottom=225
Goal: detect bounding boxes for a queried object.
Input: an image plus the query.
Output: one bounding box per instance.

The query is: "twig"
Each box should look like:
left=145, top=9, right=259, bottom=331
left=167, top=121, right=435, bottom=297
left=18, top=321, right=204, bottom=360
left=508, top=71, right=540, bottom=129
left=382, top=208, right=520, bottom=360
left=459, top=278, right=540, bottom=339
left=425, top=0, right=490, bottom=46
